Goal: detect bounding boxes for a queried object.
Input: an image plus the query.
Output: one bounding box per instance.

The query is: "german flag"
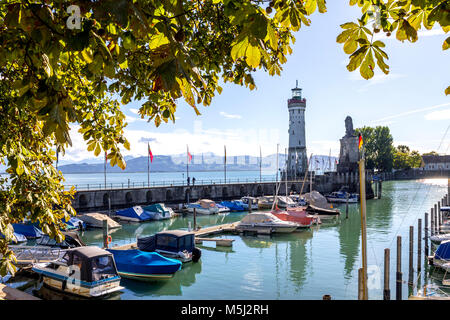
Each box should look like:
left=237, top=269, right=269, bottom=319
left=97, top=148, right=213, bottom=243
left=358, top=133, right=363, bottom=150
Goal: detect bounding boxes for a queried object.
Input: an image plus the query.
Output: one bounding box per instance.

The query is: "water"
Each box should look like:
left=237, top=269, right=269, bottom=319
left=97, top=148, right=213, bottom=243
left=7, top=178, right=449, bottom=300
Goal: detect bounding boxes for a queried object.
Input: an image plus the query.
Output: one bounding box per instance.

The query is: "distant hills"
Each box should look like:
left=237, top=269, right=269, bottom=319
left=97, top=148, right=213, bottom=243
left=0, top=153, right=337, bottom=174
left=55, top=153, right=337, bottom=174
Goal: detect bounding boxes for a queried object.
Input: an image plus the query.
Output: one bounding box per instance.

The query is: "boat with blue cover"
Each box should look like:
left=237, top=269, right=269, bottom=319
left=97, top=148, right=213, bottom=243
left=115, top=206, right=153, bottom=222
left=325, top=191, right=358, bottom=203
left=216, top=203, right=230, bottom=214
left=12, top=223, right=44, bottom=239
left=142, top=203, right=174, bottom=220
left=0, top=232, right=27, bottom=243
left=32, top=246, right=123, bottom=298
left=431, top=240, right=450, bottom=269
left=219, top=200, right=245, bottom=212
left=62, top=217, right=87, bottom=230
left=106, top=249, right=182, bottom=281
left=137, top=230, right=201, bottom=263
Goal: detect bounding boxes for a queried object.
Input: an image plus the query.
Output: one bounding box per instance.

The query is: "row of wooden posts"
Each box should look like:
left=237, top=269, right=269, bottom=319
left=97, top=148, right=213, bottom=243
left=369, top=193, right=450, bottom=300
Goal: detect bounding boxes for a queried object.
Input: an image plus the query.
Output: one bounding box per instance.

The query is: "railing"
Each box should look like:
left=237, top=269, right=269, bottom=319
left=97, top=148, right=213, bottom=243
left=64, top=176, right=314, bottom=191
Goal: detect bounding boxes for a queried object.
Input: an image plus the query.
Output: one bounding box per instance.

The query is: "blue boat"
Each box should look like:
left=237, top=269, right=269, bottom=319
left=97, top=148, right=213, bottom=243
left=62, top=217, right=87, bottom=231
left=432, top=240, right=450, bottom=269
left=0, top=232, right=27, bottom=243
left=107, top=249, right=182, bottom=281
left=12, top=223, right=44, bottom=239
left=115, top=206, right=153, bottom=222
left=219, top=200, right=245, bottom=212
left=142, top=203, right=174, bottom=220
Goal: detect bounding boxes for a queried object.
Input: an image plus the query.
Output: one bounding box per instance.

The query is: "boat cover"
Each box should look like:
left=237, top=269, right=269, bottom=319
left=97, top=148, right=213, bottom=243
left=142, top=203, right=166, bottom=214
left=240, top=212, right=285, bottom=224
left=441, top=207, right=450, bottom=212
left=220, top=201, right=245, bottom=211
left=199, top=199, right=216, bottom=208
left=107, top=249, right=181, bottom=275
left=0, top=232, right=27, bottom=243
left=138, top=230, right=195, bottom=253
left=63, top=217, right=87, bottom=230
left=12, top=223, right=44, bottom=238
left=116, top=206, right=152, bottom=221
left=78, top=213, right=121, bottom=229
left=304, top=191, right=333, bottom=209
left=435, top=240, right=450, bottom=260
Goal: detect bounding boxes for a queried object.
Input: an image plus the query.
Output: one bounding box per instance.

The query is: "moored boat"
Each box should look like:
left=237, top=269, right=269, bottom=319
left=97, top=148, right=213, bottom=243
left=78, top=213, right=121, bottom=229
left=236, top=212, right=298, bottom=233
left=325, top=191, right=359, bottom=203
left=187, top=199, right=219, bottom=215
left=216, top=203, right=231, bottom=214
left=276, top=196, right=297, bottom=209
left=142, top=203, right=174, bottom=220
left=241, top=196, right=258, bottom=210
left=12, top=223, right=44, bottom=239
left=430, top=240, right=450, bottom=269
left=106, top=249, right=182, bottom=281
left=32, top=246, right=123, bottom=298
left=115, top=206, right=153, bottom=222
left=271, top=207, right=319, bottom=228
left=137, top=230, right=202, bottom=263
left=219, top=200, right=245, bottom=212
left=257, top=196, right=275, bottom=210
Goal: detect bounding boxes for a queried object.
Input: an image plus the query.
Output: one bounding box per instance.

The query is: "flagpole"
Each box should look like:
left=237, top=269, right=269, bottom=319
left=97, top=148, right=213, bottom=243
left=259, top=146, right=262, bottom=183
left=224, top=145, right=226, bottom=184
left=147, top=143, right=150, bottom=187
left=276, top=143, right=279, bottom=183
left=358, top=134, right=368, bottom=300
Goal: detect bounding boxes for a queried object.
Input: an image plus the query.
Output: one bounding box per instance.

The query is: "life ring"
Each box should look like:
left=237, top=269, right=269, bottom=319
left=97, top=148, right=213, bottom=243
left=106, top=235, right=112, bottom=244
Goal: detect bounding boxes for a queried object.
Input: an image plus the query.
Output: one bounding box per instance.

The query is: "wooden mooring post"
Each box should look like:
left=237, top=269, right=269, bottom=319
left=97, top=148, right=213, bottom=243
left=396, top=236, right=402, bottom=300
left=425, top=212, right=429, bottom=258
left=431, top=208, right=435, bottom=236
left=358, top=268, right=364, bottom=300
left=378, top=180, right=382, bottom=199
left=102, top=219, right=109, bottom=249
left=417, top=219, right=422, bottom=273
left=193, top=207, right=197, bottom=231
left=438, top=202, right=441, bottom=230
left=248, top=201, right=252, bottom=213
left=345, top=193, right=349, bottom=219
left=435, top=204, right=438, bottom=234
left=384, top=248, right=390, bottom=300
left=408, top=226, right=414, bottom=288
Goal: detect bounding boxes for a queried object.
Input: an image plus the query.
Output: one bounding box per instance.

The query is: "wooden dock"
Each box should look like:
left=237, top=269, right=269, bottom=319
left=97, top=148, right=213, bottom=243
left=0, top=284, right=40, bottom=300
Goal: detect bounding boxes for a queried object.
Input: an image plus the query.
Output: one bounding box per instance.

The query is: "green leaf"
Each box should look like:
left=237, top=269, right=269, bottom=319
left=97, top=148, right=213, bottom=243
left=245, top=43, right=261, bottom=68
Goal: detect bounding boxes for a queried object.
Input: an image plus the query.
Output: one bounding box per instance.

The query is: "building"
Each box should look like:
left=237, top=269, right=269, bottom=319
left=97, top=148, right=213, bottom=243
left=286, top=81, right=308, bottom=178
left=422, top=155, right=450, bottom=171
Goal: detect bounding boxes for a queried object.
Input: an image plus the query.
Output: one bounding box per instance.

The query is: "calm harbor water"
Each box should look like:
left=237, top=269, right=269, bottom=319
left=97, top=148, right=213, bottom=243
left=7, top=178, right=449, bottom=300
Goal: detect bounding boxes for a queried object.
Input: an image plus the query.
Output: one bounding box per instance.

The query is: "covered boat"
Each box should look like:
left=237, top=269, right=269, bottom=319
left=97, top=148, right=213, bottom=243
left=36, top=231, right=86, bottom=249
left=236, top=212, right=298, bottom=233
left=187, top=199, right=219, bottom=215
left=142, top=203, right=174, bottom=220
left=430, top=234, right=450, bottom=245
left=216, top=203, right=231, bottom=214
left=32, top=246, right=123, bottom=298
left=275, top=196, right=297, bottom=209
left=115, top=206, right=153, bottom=222
left=78, top=213, right=121, bottom=229
left=432, top=240, right=450, bottom=268
left=326, top=191, right=358, bottom=203
left=271, top=207, right=319, bottom=228
left=62, top=217, right=87, bottom=231
left=12, top=223, right=44, bottom=239
left=0, top=232, right=27, bottom=244
left=241, top=196, right=258, bottom=210
left=107, top=249, right=182, bottom=280
left=137, top=230, right=201, bottom=263
left=257, top=196, right=275, bottom=210
left=219, top=200, right=245, bottom=212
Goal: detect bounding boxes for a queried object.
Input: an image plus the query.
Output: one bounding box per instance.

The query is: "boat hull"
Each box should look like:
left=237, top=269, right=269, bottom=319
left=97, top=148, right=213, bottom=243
left=236, top=224, right=297, bottom=233
left=117, top=271, right=175, bottom=281
left=33, top=266, right=123, bottom=298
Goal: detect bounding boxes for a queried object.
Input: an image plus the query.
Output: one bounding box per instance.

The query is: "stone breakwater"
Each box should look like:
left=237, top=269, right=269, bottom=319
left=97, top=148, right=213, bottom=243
left=72, top=171, right=380, bottom=213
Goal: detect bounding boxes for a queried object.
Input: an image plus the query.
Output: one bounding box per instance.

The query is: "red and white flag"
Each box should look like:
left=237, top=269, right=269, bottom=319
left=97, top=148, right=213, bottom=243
left=187, top=145, right=192, bottom=163
left=148, top=143, right=153, bottom=163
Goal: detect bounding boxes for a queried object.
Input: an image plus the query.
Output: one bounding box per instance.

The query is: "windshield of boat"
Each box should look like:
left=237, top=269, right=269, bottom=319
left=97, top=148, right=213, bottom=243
left=91, top=255, right=117, bottom=281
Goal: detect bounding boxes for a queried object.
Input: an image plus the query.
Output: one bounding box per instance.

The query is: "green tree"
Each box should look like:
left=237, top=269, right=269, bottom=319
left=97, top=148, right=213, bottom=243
left=422, top=151, right=440, bottom=156
left=393, top=145, right=423, bottom=169
left=0, top=0, right=326, bottom=275
left=355, top=126, right=394, bottom=171
left=338, top=0, right=450, bottom=95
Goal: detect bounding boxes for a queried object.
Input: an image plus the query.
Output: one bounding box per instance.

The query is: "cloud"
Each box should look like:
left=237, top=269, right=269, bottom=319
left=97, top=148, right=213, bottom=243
left=425, top=108, right=450, bottom=121
left=139, top=137, right=158, bottom=143
left=219, top=111, right=242, bottom=119
left=370, top=102, right=450, bottom=124
left=129, top=108, right=140, bottom=115
left=374, top=27, right=445, bottom=40
left=349, top=72, right=406, bottom=92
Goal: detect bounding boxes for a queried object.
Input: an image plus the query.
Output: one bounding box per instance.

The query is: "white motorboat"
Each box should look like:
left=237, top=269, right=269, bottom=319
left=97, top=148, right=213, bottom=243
left=32, top=246, right=123, bottom=298
left=241, top=196, right=258, bottom=210
left=236, top=212, right=298, bottom=233
left=187, top=199, right=219, bottom=215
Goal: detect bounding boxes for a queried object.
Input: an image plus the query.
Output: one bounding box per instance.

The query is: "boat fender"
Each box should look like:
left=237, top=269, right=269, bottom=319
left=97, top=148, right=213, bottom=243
left=192, top=247, right=201, bottom=263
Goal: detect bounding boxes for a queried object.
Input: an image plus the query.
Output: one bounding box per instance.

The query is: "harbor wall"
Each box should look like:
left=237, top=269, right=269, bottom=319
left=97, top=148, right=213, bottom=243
left=72, top=171, right=376, bottom=213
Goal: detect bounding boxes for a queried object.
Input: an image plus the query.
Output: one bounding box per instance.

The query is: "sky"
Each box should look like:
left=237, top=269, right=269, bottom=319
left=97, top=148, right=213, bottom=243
left=61, top=3, right=450, bottom=164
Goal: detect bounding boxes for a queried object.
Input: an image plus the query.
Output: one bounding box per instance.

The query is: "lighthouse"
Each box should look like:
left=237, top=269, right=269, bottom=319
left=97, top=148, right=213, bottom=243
left=286, top=81, right=307, bottom=179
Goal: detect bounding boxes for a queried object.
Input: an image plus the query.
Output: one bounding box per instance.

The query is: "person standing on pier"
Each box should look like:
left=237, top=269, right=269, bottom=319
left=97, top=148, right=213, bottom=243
left=193, top=177, right=196, bottom=186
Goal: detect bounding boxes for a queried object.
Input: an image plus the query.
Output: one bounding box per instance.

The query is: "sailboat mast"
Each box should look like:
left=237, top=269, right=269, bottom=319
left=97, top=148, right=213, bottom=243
left=359, top=147, right=368, bottom=299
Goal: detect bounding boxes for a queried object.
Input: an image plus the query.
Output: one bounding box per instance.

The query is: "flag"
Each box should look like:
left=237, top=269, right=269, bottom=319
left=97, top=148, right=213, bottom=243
left=148, top=143, right=153, bottom=163
left=187, top=146, right=192, bottom=163
left=358, top=133, right=363, bottom=149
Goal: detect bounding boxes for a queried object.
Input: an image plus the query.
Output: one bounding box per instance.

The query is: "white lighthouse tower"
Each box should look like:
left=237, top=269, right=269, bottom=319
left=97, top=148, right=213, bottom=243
left=286, top=81, right=307, bottom=178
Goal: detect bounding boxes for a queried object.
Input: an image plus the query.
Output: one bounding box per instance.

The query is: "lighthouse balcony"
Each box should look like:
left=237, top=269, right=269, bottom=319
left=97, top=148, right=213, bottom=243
left=288, top=98, right=306, bottom=104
